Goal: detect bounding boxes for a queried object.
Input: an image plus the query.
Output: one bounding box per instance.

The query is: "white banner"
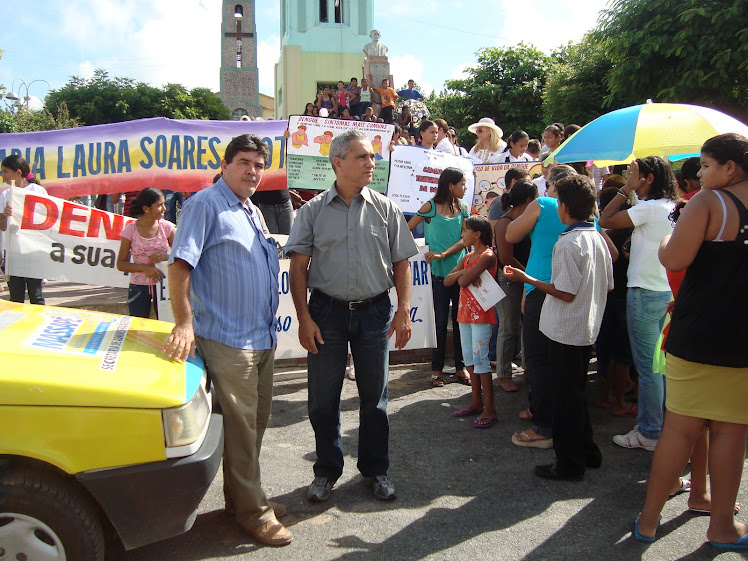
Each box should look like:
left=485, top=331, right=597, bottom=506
left=6, top=188, right=133, bottom=287
left=159, top=244, right=437, bottom=359
left=386, top=146, right=475, bottom=214
left=7, top=188, right=436, bottom=359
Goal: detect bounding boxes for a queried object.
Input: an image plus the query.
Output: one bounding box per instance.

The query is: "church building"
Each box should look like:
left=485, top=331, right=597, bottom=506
left=274, top=0, right=373, bottom=119
left=220, top=1, right=261, bottom=119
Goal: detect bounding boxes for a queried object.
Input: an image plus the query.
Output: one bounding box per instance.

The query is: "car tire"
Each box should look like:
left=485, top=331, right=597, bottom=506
left=0, top=463, right=105, bottom=561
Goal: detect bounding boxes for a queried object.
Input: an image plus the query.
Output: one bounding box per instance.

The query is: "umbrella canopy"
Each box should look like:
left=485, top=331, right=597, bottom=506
left=550, top=103, right=748, bottom=167
left=397, top=99, right=429, bottom=125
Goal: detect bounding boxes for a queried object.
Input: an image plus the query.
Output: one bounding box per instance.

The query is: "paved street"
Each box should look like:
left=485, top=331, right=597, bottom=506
left=108, top=363, right=748, bottom=561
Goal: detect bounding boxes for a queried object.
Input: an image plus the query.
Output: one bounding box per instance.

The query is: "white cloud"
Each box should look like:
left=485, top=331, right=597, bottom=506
left=77, top=62, right=95, bottom=80
left=496, top=0, right=607, bottom=53
left=257, top=36, right=280, bottom=96
left=450, top=63, right=471, bottom=81
left=389, top=54, right=433, bottom=95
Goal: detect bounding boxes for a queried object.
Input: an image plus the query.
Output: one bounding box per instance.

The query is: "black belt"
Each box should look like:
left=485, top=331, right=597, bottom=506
left=313, top=289, right=389, bottom=311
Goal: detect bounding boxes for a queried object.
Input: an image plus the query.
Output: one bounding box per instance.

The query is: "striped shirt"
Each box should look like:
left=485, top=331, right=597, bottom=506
left=169, top=178, right=279, bottom=350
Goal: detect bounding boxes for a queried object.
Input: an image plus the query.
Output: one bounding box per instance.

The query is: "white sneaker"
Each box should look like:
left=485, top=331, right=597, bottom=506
left=613, top=426, right=658, bottom=451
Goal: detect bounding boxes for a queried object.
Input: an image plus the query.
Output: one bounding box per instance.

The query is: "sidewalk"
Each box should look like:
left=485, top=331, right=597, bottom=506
left=1, top=278, right=129, bottom=315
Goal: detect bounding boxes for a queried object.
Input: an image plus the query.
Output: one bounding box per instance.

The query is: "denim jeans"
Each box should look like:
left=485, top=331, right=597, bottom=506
left=127, top=283, right=158, bottom=319
left=431, top=275, right=464, bottom=372
left=459, top=322, right=493, bottom=374
left=8, top=276, right=45, bottom=304
left=522, top=288, right=552, bottom=437
left=627, top=287, right=671, bottom=440
left=256, top=199, right=294, bottom=235
left=307, top=290, right=393, bottom=482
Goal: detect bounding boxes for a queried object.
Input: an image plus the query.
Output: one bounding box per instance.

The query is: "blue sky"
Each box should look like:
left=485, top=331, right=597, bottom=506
left=1, top=0, right=611, bottom=110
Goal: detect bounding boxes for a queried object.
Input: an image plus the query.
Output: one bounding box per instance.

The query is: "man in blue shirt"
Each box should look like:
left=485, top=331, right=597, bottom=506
left=164, top=135, right=291, bottom=547
left=397, top=79, right=424, bottom=101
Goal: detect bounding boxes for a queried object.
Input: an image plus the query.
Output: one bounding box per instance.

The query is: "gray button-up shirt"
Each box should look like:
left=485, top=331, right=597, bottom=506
left=285, top=183, right=418, bottom=301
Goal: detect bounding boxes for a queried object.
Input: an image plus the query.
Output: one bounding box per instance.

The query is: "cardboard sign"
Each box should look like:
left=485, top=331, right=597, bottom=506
left=386, top=146, right=475, bottom=214
left=285, top=116, right=394, bottom=193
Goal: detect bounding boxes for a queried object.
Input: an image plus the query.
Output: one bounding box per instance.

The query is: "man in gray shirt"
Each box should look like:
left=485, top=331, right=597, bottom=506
left=286, top=128, right=418, bottom=502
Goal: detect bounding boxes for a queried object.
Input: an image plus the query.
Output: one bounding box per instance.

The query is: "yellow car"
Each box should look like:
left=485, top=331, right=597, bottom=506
left=0, top=301, right=223, bottom=561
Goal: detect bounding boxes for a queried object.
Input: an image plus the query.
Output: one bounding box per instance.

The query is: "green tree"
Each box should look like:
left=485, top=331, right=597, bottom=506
left=0, top=103, right=80, bottom=134
left=425, top=44, right=552, bottom=147
left=45, top=69, right=230, bottom=125
left=543, top=37, right=629, bottom=128
left=592, top=0, right=748, bottom=122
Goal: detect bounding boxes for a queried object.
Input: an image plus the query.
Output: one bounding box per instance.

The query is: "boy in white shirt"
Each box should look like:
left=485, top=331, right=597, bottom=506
left=505, top=175, right=613, bottom=480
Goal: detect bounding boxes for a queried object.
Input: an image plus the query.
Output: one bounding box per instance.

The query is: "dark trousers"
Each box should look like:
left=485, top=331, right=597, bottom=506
left=431, top=275, right=464, bottom=372
left=522, top=288, right=552, bottom=437
left=8, top=276, right=45, bottom=304
left=549, top=340, right=601, bottom=476
left=307, top=291, right=393, bottom=481
left=127, top=284, right=158, bottom=319
left=379, top=105, right=394, bottom=123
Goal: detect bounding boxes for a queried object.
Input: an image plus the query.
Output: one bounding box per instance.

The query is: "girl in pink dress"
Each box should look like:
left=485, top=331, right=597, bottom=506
left=116, top=188, right=176, bottom=318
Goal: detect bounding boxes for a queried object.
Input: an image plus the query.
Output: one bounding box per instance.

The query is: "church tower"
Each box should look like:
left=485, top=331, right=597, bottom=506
left=220, top=1, right=260, bottom=119
left=274, top=0, right=373, bottom=118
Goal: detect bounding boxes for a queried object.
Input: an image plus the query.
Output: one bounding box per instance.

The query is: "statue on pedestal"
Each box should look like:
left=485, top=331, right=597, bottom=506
left=363, top=30, right=393, bottom=118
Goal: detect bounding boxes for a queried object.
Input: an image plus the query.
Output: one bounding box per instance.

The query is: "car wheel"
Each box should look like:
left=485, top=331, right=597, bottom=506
left=0, top=464, right=104, bottom=561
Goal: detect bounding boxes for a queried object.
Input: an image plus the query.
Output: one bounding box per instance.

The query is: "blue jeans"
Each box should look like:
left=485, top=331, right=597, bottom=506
left=128, top=283, right=158, bottom=318
left=256, top=199, right=294, bottom=235
left=458, top=322, right=493, bottom=374
left=627, top=287, right=671, bottom=440
left=307, top=290, right=393, bottom=482
left=431, top=275, right=464, bottom=372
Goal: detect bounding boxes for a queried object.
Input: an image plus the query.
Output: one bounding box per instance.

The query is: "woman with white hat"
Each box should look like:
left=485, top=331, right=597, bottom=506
left=467, top=118, right=507, bottom=164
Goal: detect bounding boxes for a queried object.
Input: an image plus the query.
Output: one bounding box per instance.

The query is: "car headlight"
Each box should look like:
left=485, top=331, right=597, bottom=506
left=162, top=383, right=211, bottom=448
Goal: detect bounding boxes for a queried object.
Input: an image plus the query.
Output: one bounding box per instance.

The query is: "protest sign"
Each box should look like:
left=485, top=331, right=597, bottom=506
left=285, top=116, right=394, bottom=193
left=386, top=146, right=475, bottom=214
left=472, top=161, right=543, bottom=216
left=5, top=188, right=133, bottom=287
left=0, top=118, right=287, bottom=199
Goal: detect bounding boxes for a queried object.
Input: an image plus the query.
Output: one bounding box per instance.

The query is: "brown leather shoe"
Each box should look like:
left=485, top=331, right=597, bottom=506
left=246, top=519, right=293, bottom=547
left=269, top=501, right=286, bottom=518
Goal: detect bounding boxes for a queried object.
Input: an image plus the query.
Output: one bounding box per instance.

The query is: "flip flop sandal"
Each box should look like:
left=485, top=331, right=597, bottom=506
left=473, top=416, right=498, bottom=429
left=518, top=408, right=533, bottom=421
left=431, top=375, right=445, bottom=387
left=668, top=477, right=691, bottom=498
left=689, top=503, right=741, bottom=515
left=456, top=375, right=471, bottom=386
left=453, top=406, right=480, bottom=417
left=511, top=430, right=553, bottom=449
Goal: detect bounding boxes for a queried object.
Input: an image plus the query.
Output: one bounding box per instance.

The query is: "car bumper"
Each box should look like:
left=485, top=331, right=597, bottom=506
left=77, top=411, right=223, bottom=550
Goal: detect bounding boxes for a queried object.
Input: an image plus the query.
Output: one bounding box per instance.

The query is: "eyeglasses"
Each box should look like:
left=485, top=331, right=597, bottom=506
left=476, top=127, right=484, bottom=133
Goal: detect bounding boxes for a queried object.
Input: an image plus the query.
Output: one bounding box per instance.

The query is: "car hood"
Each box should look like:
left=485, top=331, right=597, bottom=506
left=0, top=301, right=204, bottom=409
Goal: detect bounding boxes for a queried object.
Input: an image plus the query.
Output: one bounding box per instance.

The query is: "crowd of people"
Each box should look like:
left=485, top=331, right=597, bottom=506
left=1, top=105, right=746, bottom=551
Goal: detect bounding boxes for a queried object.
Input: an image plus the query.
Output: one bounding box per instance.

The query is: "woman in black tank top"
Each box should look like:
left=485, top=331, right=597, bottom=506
left=635, top=133, right=748, bottom=549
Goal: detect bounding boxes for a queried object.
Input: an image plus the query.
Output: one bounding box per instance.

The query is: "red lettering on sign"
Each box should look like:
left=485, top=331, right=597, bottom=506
left=87, top=208, right=127, bottom=240
left=59, top=202, right=88, bottom=237
left=20, top=195, right=58, bottom=231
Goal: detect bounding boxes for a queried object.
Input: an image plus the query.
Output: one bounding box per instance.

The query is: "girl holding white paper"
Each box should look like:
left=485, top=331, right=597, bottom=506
left=445, top=216, right=498, bottom=429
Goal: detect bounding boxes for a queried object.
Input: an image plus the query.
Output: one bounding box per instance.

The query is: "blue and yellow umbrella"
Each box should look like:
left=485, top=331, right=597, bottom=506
left=550, top=102, right=748, bottom=166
